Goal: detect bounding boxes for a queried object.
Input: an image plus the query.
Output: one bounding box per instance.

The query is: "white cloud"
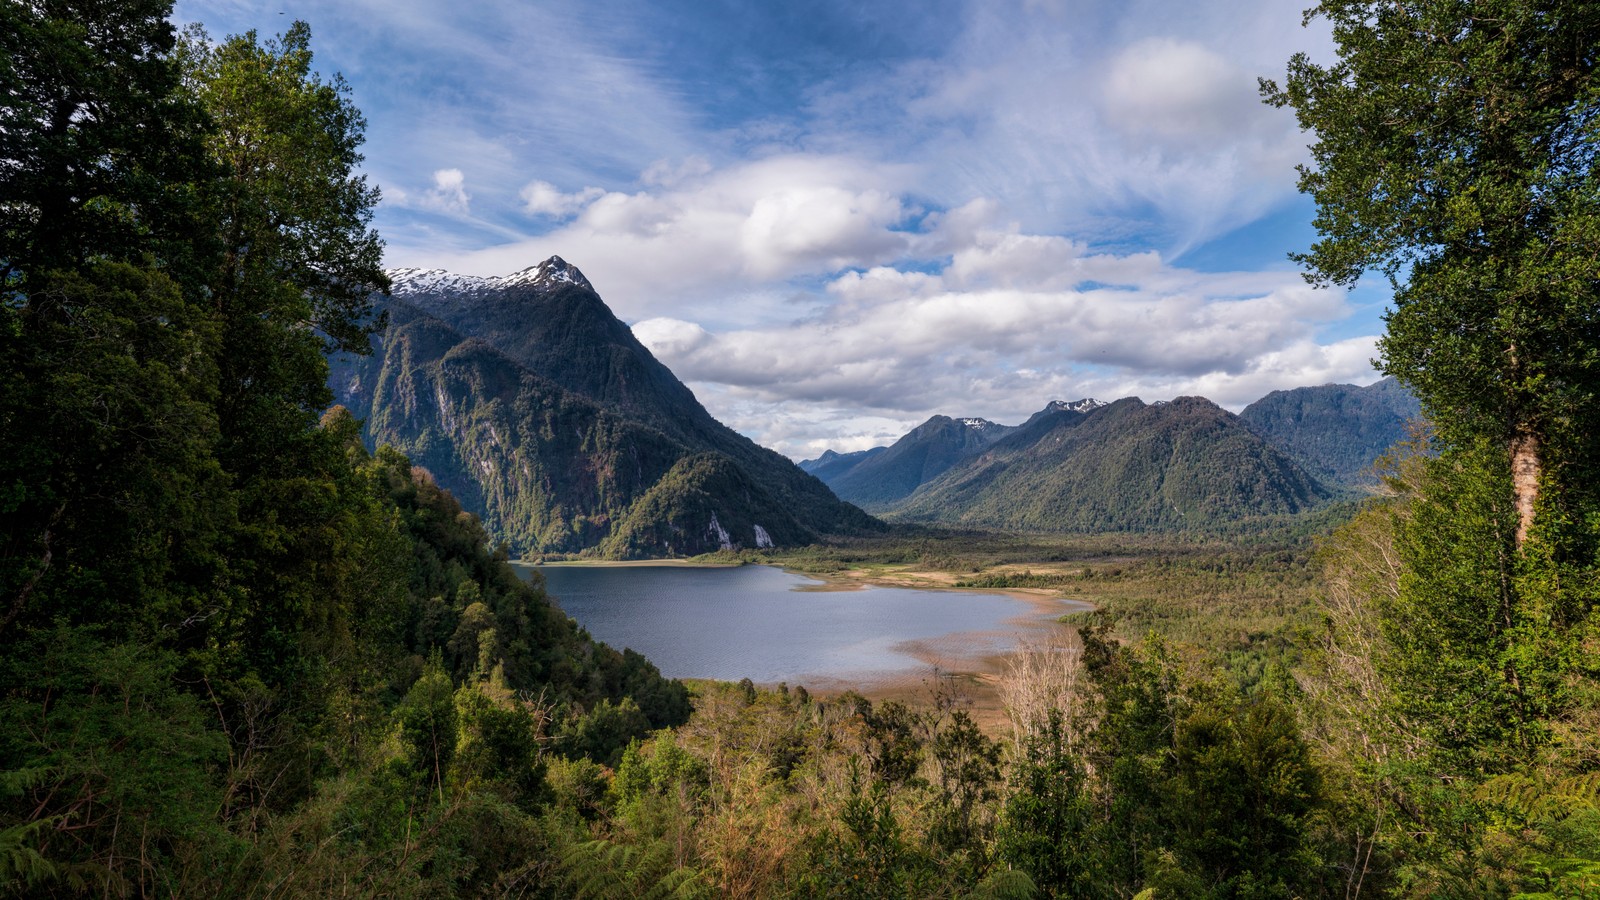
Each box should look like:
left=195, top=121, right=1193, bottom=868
left=631, top=223, right=1380, bottom=456
left=781, top=2, right=1324, bottom=253
left=1101, top=38, right=1261, bottom=144
left=424, top=155, right=922, bottom=322
left=739, top=186, right=909, bottom=278
left=426, top=168, right=471, bottom=214
left=520, top=180, right=605, bottom=217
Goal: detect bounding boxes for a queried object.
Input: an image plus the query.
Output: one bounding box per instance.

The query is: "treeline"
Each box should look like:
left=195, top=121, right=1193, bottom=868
left=0, top=4, right=684, bottom=895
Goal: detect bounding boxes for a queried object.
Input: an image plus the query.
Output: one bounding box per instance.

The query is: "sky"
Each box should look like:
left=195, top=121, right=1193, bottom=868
left=175, top=0, right=1392, bottom=460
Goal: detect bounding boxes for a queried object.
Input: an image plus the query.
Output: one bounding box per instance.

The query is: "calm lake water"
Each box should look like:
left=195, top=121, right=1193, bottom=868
left=516, top=563, right=1071, bottom=686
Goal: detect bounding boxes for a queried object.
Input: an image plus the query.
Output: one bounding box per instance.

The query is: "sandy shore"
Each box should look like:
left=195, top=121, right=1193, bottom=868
left=772, top=565, right=1094, bottom=731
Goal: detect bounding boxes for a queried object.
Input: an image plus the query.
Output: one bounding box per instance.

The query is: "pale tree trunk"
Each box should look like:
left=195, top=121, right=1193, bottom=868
left=1510, top=428, right=1541, bottom=548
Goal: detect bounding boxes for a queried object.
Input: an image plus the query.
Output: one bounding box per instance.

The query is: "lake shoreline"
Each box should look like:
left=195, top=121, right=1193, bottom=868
left=519, top=557, right=1092, bottom=732
left=777, top=567, right=1091, bottom=730
left=519, top=557, right=1096, bottom=620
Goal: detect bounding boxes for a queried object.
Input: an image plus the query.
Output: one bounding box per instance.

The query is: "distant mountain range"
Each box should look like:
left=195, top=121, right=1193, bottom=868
left=1238, top=377, right=1422, bottom=485
left=801, top=415, right=1017, bottom=509
left=802, top=379, right=1423, bottom=532
left=329, top=257, right=878, bottom=558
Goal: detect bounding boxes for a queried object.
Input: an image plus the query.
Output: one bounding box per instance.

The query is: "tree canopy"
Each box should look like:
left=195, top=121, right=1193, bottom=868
left=1263, top=0, right=1600, bottom=543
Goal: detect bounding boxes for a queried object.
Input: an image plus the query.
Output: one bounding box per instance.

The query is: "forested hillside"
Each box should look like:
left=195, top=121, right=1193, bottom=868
left=5, top=2, right=1600, bottom=898
left=817, top=415, right=1016, bottom=511
left=0, top=8, right=686, bottom=894
left=891, top=397, right=1331, bottom=532
left=1239, top=377, right=1422, bottom=485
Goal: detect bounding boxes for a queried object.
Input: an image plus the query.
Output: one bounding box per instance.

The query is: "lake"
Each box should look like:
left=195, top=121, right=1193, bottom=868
left=516, top=563, right=1082, bottom=688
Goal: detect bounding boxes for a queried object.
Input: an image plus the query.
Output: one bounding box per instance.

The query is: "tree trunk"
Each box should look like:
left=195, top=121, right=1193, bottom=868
left=1510, top=428, right=1541, bottom=547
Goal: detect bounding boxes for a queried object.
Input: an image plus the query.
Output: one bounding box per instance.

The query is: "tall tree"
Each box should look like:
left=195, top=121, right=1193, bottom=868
left=1263, top=0, right=1600, bottom=545
left=180, top=21, right=388, bottom=476
left=0, top=0, right=211, bottom=280
left=0, top=0, right=223, bottom=638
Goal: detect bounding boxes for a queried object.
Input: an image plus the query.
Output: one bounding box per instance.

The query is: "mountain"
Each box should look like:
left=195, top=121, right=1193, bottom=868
left=329, top=258, right=878, bottom=558
left=1239, top=377, right=1423, bottom=485
left=1020, top=398, right=1108, bottom=428
left=889, top=397, right=1332, bottom=532
left=812, top=415, right=1018, bottom=511
left=798, top=447, right=886, bottom=481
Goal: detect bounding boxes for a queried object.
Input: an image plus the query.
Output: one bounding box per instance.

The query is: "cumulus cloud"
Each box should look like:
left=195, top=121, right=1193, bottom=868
left=634, top=223, right=1380, bottom=456
left=428, top=154, right=921, bottom=322
left=389, top=167, right=473, bottom=217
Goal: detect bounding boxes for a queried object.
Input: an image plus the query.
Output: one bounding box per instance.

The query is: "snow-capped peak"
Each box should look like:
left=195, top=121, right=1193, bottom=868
left=386, top=256, right=593, bottom=297
left=958, top=417, right=997, bottom=430
left=499, top=255, right=593, bottom=292
left=1046, top=398, right=1105, bottom=414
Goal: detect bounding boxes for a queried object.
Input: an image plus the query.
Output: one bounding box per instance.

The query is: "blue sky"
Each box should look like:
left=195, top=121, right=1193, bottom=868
left=176, top=0, right=1391, bottom=458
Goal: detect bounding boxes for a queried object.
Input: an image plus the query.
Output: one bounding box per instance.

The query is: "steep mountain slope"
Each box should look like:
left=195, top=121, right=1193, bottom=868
left=891, top=397, right=1332, bottom=532
left=817, top=415, right=1018, bottom=511
left=330, top=259, right=877, bottom=557
left=1239, top=377, right=1423, bottom=485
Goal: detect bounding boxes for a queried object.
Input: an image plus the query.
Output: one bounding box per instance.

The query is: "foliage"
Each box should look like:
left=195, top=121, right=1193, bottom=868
left=1265, top=0, right=1600, bottom=462
left=0, top=0, right=211, bottom=279
left=0, top=7, right=691, bottom=896
left=996, top=631, right=1328, bottom=899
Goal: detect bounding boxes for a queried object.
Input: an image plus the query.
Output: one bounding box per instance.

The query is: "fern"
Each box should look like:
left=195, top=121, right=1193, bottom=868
left=560, top=838, right=711, bottom=900
left=960, top=866, right=1038, bottom=899
left=0, top=766, right=52, bottom=798
left=1479, top=773, right=1600, bottom=822
left=0, top=816, right=62, bottom=893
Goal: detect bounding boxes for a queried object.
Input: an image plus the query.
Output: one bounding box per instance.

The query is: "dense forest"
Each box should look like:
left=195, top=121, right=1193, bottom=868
left=4, top=1, right=1600, bottom=898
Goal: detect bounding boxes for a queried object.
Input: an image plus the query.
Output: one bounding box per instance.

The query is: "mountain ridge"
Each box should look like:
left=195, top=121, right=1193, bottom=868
left=890, top=395, right=1333, bottom=532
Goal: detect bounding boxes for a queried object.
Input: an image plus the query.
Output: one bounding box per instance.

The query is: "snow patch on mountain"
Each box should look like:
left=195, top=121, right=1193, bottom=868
left=1046, top=398, right=1106, bottom=413
left=388, top=255, right=593, bottom=297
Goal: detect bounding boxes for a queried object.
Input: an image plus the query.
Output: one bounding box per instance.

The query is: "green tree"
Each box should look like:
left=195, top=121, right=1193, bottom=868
left=1263, top=0, right=1600, bottom=545
left=0, top=0, right=211, bottom=279
left=397, top=659, right=458, bottom=803
left=0, top=0, right=223, bottom=645
left=996, top=710, right=1095, bottom=898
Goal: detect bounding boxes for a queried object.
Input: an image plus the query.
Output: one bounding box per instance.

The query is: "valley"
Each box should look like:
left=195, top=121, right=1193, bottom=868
left=13, top=4, right=1599, bottom=896
left=324, top=257, right=1400, bottom=730
left=526, top=527, right=1330, bottom=737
